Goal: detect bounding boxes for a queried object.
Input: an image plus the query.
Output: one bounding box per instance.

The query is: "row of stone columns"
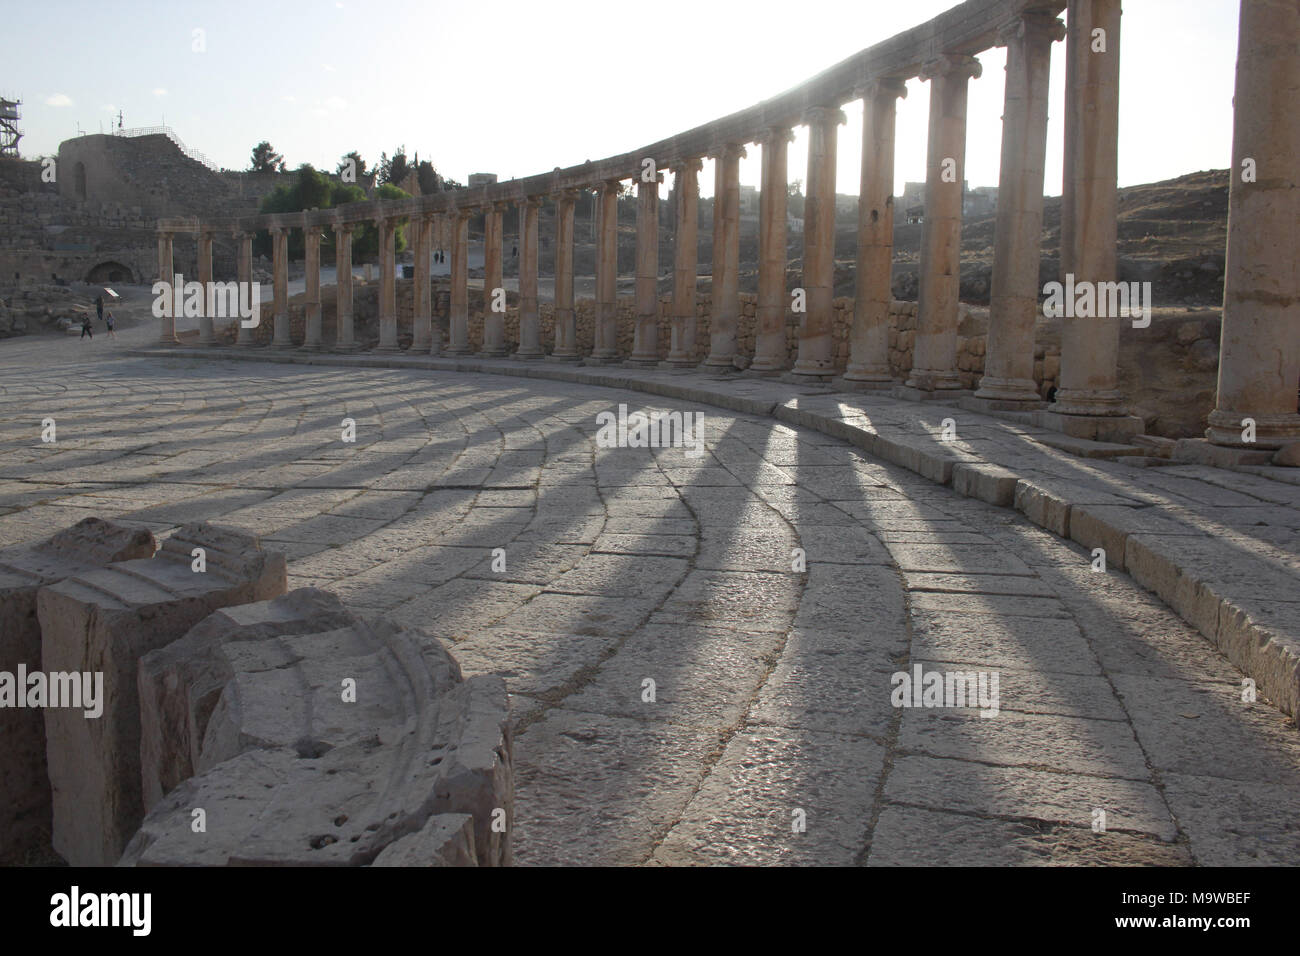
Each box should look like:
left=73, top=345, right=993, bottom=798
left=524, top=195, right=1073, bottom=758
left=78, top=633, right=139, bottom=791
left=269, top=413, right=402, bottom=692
left=156, top=0, right=1296, bottom=449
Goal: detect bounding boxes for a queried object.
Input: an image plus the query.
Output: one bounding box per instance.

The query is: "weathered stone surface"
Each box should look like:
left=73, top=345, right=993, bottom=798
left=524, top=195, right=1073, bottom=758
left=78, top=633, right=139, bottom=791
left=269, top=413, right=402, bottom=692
left=0, top=517, right=155, bottom=862
left=123, top=588, right=511, bottom=867
left=38, top=523, right=285, bottom=866
left=372, top=813, right=478, bottom=867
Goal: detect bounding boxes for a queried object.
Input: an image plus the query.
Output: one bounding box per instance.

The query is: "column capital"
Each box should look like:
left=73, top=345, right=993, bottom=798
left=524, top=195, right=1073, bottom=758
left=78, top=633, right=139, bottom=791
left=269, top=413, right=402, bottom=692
left=554, top=188, right=583, bottom=206
left=157, top=229, right=174, bottom=240
left=669, top=157, right=704, bottom=175
left=998, top=10, right=1066, bottom=47
left=921, top=54, right=983, bottom=82
left=801, top=105, right=847, bottom=127
left=518, top=195, right=544, bottom=210
left=330, top=220, right=355, bottom=235
left=269, top=225, right=288, bottom=237
left=594, top=179, right=623, bottom=197
left=490, top=200, right=511, bottom=214
left=232, top=227, right=253, bottom=240
left=708, top=142, right=748, bottom=162
left=854, top=77, right=908, bottom=102
left=756, top=125, right=796, bottom=147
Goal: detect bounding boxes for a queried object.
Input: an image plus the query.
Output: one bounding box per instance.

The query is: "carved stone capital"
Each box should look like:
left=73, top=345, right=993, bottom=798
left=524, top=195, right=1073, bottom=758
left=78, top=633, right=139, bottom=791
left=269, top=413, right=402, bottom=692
left=802, top=105, right=848, bottom=128
left=708, top=142, right=748, bottom=163
left=920, top=54, right=983, bottom=82
left=854, top=77, right=909, bottom=103
left=669, top=157, right=704, bottom=177
left=998, top=10, right=1067, bottom=47
left=756, top=125, right=796, bottom=148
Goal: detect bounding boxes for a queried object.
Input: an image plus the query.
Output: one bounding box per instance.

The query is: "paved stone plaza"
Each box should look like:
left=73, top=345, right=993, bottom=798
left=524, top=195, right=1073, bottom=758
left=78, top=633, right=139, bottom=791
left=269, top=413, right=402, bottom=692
left=3, top=322, right=1297, bottom=866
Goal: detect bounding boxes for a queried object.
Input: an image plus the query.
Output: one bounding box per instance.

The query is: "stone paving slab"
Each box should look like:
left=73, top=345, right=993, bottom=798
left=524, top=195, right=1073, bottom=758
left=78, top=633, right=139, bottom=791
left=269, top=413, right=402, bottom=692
left=3, top=334, right=1297, bottom=867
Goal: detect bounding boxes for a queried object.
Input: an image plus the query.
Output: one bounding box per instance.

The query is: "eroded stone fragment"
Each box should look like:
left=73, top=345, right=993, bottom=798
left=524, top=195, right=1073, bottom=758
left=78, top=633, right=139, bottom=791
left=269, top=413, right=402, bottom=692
left=122, top=589, right=511, bottom=867
left=39, top=523, right=285, bottom=866
left=0, top=517, right=155, bottom=863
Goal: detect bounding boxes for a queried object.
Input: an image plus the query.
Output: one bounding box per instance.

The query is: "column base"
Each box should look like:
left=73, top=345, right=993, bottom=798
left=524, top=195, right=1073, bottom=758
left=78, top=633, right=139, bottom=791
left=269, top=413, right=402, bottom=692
left=373, top=345, right=402, bottom=354
left=781, top=370, right=836, bottom=385
left=961, top=395, right=1046, bottom=414
left=1205, top=409, right=1300, bottom=450
left=546, top=352, right=581, bottom=363
left=513, top=349, right=545, bottom=361
left=623, top=355, right=660, bottom=368
left=299, top=343, right=324, bottom=352
left=658, top=357, right=697, bottom=370
left=905, top=369, right=963, bottom=391
left=443, top=346, right=473, bottom=356
left=1172, top=438, right=1276, bottom=467
left=479, top=347, right=509, bottom=358
left=583, top=352, right=621, bottom=366
left=832, top=375, right=896, bottom=392
left=893, top=385, right=972, bottom=403
left=1050, top=387, right=1128, bottom=417
left=1034, top=409, right=1144, bottom=443
left=333, top=342, right=361, bottom=353
left=700, top=355, right=737, bottom=369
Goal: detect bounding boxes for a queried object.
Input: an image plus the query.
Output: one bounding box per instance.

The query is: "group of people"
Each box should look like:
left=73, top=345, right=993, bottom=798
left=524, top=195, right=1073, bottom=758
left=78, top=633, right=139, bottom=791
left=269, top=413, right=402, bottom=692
left=80, top=294, right=117, bottom=341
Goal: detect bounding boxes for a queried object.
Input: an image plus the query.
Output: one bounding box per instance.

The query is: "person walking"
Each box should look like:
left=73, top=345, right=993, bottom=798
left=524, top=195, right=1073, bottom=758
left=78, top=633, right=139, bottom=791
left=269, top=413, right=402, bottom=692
left=79, top=312, right=93, bottom=341
left=95, top=294, right=104, bottom=323
left=105, top=310, right=117, bottom=341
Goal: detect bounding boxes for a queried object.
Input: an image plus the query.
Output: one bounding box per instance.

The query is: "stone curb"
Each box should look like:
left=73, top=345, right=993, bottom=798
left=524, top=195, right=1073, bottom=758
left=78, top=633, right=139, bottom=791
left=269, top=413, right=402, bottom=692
left=128, top=346, right=1300, bottom=725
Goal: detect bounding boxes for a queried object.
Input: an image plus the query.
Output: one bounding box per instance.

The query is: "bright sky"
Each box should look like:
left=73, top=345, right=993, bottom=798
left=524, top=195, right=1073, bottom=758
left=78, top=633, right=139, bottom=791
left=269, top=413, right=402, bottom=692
left=8, top=0, right=1240, bottom=198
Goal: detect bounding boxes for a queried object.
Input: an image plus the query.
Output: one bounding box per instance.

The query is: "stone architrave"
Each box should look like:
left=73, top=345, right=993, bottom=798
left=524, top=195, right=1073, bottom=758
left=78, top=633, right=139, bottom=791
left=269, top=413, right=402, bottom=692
left=270, top=226, right=293, bottom=348
left=301, top=225, right=323, bottom=351
left=157, top=231, right=179, bottom=345
left=1206, top=0, right=1300, bottom=449
left=751, top=127, right=794, bottom=373
left=843, top=80, right=907, bottom=386
left=375, top=217, right=400, bottom=352
left=548, top=190, right=581, bottom=361
left=196, top=229, right=216, bottom=346
left=0, top=518, right=155, bottom=863
left=790, top=106, right=847, bottom=379
left=907, top=54, right=982, bottom=392
left=234, top=231, right=257, bottom=347
left=587, top=180, right=622, bottom=364
left=333, top=222, right=358, bottom=352
left=627, top=171, right=662, bottom=366
left=664, top=158, right=703, bottom=368
left=516, top=197, right=544, bottom=359
left=702, top=143, right=746, bottom=367
left=126, top=587, right=512, bottom=867
left=445, top=209, right=473, bottom=355
left=481, top=203, right=508, bottom=357
left=976, top=13, right=1065, bottom=405
left=37, top=523, right=286, bottom=867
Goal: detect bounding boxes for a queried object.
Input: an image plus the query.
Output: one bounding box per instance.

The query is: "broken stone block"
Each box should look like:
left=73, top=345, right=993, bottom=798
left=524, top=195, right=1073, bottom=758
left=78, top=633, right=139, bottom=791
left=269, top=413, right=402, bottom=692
left=38, top=523, right=285, bottom=867
left=372, top=814, right=478, bottom=867
left=122, top=588, right=511, bottom=867
left=0, top=517, right=155, bottom=863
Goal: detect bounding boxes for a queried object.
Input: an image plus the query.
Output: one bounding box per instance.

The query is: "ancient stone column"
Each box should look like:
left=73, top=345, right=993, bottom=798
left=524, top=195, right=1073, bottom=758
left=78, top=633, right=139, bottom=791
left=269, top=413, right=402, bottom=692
left=375, top=217, right=400, bottom=352
left=481, top=202, right=508, bottom=356
left=446, top=208, right=472, bottom=355
left=790, top=106, right=846, bottom=379
left=301, top=226, right=323, bottom=351
left=843, top=80, right=908, bottom=386
left=906, top=54, right=982, bottom=393
left=270, top=226, right=292, bottom=348
left=549, top=189, right=581, bottom=361
left=412, top=214, right=433, bottom=352
left=587, top=179, right=622, bottom=363
left=196, top=229, right=216, bottom=346
left=1054, top=0, right=1125, bottom=416
left=234, top=231, right=256, bottom=347
left=516, top=196, right=544, bottom=359
left=751, top=127, right=794, bottom=373
left=627, top=171, right=662, bottom=366
left=157, top=231, right=179, bottom=345
left=332, top=222, right=357, bottom=352
left=1207, top=0, right=1300, bottom=449
left=664, top=158, right=702, bottom=367
left=703, top=143, right=746, bottom=367
left=975, top=13, right=1065, bottom=405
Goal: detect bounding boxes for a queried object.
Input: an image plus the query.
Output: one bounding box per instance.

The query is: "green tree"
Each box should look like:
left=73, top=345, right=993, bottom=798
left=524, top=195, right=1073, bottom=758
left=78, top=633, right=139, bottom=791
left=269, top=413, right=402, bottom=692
left=250, top=140, right=286, bottom=173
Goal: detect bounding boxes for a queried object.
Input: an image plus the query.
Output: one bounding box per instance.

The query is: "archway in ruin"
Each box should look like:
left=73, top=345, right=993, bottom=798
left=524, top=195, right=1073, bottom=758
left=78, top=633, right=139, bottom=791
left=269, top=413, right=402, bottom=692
left=85, top=261, right=134, bottom=284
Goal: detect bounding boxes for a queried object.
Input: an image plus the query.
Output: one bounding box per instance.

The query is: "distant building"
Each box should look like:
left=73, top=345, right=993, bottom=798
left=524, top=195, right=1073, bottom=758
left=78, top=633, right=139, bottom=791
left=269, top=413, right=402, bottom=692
left=739, top=185, right=758, bottom=216
left=897, top=180, right=997, bottom=223
left=468, top=173, right=498, bottom=188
